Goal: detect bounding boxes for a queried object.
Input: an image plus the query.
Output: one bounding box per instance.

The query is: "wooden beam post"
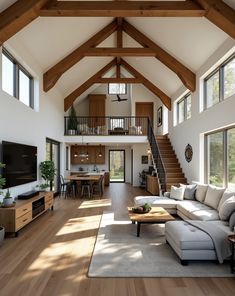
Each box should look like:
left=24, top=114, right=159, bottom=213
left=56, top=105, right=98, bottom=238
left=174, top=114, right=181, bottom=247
left=40, top=1, right=205, bottom=17
left=122, top=20, right=196, bottom=92
left=64, top=59, right=116, bottom=111
left=0, top=0, right=49, bottom=45
left=95, top=77, right=141, bottom=83
left=44, top=20, right=117, bottom=92
left=193, top=0, right=235, bottom=39
left=116, top=16, right=123, bottom=78
left=120, top=59, right=171, bottom=110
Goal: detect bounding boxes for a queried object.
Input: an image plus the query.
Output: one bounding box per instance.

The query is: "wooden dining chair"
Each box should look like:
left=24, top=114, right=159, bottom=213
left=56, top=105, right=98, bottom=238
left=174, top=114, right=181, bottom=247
left=91, top=175, right=104, bottom=198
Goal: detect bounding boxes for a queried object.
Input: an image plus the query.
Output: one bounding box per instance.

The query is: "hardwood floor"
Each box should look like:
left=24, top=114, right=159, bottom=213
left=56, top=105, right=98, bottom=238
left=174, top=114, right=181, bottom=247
left=0, top=184, right=234, bottom=296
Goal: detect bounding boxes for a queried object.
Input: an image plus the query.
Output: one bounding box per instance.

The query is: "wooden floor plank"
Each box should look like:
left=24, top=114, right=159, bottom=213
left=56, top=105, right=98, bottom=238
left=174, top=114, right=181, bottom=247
left=0, top=184, right=234, bottom=296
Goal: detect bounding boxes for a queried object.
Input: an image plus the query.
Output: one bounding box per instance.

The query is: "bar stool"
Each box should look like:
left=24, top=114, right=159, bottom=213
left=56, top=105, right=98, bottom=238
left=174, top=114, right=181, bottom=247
left=81, top=181, right=92, bottom=198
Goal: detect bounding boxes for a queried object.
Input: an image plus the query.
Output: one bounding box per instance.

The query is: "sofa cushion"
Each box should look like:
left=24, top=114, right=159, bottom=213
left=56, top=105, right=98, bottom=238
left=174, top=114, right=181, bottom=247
left=204, top=185, right=225, bottom=210
left=165, top=221, right=214, bottom=250
left=229, top=212, right=235, bottom=231
left=188, top=209, right=220, bottom=221
left=134, top=196, right=160, bottom=205
left=134, top=195, right=179, bottom=209
left=170, top=186, right=185, bottom=201
left=180, top=184, right=197, bottom=200
left=218, top=190, right=235, bottom=211
left=219, top=195, right=235, bottom=221
left=177, top=200, right=212, bottom=217
left=193, top=183, right=208, bottom=202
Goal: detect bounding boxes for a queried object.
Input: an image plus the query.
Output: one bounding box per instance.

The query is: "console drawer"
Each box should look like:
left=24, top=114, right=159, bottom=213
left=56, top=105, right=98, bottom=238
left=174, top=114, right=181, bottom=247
left=16, top=204, right=31, bottom=218
left=16, top=211, right=32, bottom=230
left=45, top=200, right=53, bottom=210
left=45, top=192, right=53, bottom=203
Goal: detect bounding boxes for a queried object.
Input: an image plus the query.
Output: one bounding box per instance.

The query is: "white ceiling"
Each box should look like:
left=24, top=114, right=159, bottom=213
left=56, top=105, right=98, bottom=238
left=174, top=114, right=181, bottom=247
left=1, top=0, right=235, bottom=103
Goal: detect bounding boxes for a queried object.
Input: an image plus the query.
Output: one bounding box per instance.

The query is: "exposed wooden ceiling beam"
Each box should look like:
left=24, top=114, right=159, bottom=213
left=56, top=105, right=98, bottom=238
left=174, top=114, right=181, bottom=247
left=120, top=59, right=171, bottom=110
left=84, top=47, right=158, bottom=56
left=64, top=59, right=116, bottom=111
left=44, top=20, right=118, bottom=92
left=116, top=16, right=123, bottom=78
left=40, top=1, right=205, bottom=17
left=193, top=0, right=235, bottom=39
left=0, top=0, right=49, bottom=45
left=96, top=78, right=141, bottom=83
left=122, top=20, right=196, bottom=92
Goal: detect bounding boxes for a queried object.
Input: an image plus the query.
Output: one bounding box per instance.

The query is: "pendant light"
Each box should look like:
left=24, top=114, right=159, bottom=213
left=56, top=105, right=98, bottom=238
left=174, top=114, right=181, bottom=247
left=98, top=144, right=103, bottom=157
left=86, top=143, right=89, bottom=160
left=147, top=147, right=151, bottom=155
left=74, top=144, right=78, bottom=158
left=79, top=136, right=87, bottom=158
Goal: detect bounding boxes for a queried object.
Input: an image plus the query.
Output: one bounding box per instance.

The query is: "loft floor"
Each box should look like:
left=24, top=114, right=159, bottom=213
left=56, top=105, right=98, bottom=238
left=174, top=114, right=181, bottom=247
left=0, top=184, right=234, bottom=296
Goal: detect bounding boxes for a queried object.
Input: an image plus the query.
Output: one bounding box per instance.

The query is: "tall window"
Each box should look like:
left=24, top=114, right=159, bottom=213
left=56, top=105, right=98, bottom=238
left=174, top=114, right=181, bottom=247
left=2, top=48, right=34, bottom=109
left=204, top=54, right=235, bottom=109
left=108, top=83, right=126, bottom=95
left=206, top=127, right=235, bottom=190
left=177, top=93, right=191, bottom=124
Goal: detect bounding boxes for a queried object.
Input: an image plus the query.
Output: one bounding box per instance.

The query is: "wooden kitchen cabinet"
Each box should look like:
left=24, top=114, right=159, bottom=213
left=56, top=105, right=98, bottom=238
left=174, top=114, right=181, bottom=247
left=71, top=145, right=105, bottom=164
left=89, top=94, right=106, bottom=127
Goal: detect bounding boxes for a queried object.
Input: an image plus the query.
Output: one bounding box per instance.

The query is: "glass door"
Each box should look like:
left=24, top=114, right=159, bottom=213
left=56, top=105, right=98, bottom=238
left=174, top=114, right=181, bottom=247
left=46, top=138, right=60, bottom=194
left=109, top=150, right=125, bottom=183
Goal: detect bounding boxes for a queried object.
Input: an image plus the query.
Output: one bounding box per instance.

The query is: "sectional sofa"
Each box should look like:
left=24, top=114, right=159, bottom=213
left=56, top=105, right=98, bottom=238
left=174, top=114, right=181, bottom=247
left=134, top=183, right=235, bottom=264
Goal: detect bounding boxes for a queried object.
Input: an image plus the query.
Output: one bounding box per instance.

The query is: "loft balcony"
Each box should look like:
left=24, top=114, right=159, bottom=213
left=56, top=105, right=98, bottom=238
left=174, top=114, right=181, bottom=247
left=64, top=116, right=149, bottom=137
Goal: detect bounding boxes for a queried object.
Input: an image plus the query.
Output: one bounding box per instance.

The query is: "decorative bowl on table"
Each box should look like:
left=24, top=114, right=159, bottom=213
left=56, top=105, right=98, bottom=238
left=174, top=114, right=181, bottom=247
left=132, top=203, right=151, bottom=214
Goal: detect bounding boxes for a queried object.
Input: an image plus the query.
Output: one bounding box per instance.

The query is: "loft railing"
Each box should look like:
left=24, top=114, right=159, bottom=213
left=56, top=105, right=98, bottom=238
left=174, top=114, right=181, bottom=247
left=147, top=119, right=166, bottom=193
left=64, top=116, right=149, bottom=136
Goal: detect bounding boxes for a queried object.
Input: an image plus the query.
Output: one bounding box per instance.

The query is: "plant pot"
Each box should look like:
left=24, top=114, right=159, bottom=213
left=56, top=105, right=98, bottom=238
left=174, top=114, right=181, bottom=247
left=0, top=226, right=5, bottom=246
left=3, top=198, right=13, bottom=206
left=68, top=129, right=77, bottom=135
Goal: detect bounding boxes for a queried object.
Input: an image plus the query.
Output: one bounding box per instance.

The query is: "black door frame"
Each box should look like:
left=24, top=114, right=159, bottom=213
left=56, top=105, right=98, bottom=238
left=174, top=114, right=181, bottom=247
left=109, top=149, right=126, bottom=183
left=46, top=137, right=60, bottom=195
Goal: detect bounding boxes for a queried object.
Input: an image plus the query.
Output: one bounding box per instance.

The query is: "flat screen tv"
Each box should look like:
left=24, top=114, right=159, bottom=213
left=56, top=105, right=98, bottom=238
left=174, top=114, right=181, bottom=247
left=2, top=141, right=37, bottom=188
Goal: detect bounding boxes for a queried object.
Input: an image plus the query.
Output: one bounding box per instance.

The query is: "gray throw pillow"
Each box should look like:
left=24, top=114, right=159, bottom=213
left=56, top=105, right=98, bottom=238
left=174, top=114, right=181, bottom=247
left=217, top=190, right=235, bottom=211
left=180, top=184, right=197, bottom=200
left=229, top=212, right=235, bottom=231
left=204, top=185, right=225, bottom=210
left=219, top=196, right=235, bottom=221
left=193, top=183, right=208, bottom=203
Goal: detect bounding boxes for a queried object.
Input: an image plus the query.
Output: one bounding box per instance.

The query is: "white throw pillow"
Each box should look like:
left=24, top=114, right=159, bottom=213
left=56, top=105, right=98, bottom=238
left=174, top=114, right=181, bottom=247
left=204, top=185, right=225, bottom=210
left=217, top=190, right=235, bottom=211
left=192, top=182, right=208, bottom=203
left=219, top=196, right=235, bottom=221
left=180, top=184, right=197, bottom=200
left=170, top=186, right=185, bottom=201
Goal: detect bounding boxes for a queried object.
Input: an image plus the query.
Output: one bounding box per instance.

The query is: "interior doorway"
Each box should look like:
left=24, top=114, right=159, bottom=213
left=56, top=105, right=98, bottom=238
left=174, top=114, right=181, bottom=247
left=135, top=102, right=154, bottom=134
left=46, top=138, right=60, bottom=194
left=109, top=150, right=125, bottom=183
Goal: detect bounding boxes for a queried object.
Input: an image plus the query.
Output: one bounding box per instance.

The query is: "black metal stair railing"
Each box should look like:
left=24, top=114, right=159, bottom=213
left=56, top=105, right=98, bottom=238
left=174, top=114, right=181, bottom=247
left=64, top=116, right=149, bottom=136
left=147, top=119, right=166, bottom=193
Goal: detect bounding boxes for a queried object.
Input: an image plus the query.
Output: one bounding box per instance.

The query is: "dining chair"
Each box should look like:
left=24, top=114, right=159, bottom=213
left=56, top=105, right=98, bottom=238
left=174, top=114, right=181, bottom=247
left=91, top=175, right=104, bottom=198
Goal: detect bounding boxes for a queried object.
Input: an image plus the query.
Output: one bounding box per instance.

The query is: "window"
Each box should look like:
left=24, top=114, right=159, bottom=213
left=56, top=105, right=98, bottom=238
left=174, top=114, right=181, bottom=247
left=2, top=48, right=34, bottom=108
left=204, top=54, right=235, bottom=109
left=108, top=83, right=126, bottom=95
left=206, top=126, right=235, bottom=190
left=177, top=93, right=191, bottom=124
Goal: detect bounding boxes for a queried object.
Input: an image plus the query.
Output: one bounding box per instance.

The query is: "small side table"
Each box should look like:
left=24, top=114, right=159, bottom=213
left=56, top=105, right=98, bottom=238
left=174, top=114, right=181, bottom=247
left=228, top=235, right=235, bottom=274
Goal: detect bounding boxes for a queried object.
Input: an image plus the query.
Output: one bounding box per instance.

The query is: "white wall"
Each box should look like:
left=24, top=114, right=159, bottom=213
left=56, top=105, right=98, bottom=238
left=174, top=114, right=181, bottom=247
left=0, top=40, right=64, bottom=198
left=132, top=143, right=150, bottom=186
left=168, top=38, right=235, bottom=183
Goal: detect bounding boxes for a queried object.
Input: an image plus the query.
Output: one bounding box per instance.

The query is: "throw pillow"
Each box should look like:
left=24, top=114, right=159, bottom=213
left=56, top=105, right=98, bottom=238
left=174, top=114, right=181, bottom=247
left=204, top=185, right=225, bottom=210
left=192, top=182, right=208, bottom=203
left=229, top=212, right=235, bottom=231
left=217, top=190, right=235, bottom=211
left=218, top=196, right=235, bottom=221
left=180, top=184, right=197, bottom=200
left=170, top=186, right=185, bottom=201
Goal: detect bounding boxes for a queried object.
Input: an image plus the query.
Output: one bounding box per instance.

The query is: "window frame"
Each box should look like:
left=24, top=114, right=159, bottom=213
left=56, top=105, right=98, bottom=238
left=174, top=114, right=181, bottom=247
left=205, top=125, right=235, bottom=188
left=2, top=48, right=34, bottom=109
left=177, top=93, right=191, bottom=124
left=108, top=83, right=127, bottom=95
left=204, top=53, right=235, bottom=110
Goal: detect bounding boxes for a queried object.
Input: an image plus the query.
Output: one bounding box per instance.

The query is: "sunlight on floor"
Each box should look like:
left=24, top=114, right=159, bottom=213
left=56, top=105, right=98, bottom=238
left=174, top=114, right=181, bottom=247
left=79, top=198, right=111, bottom=209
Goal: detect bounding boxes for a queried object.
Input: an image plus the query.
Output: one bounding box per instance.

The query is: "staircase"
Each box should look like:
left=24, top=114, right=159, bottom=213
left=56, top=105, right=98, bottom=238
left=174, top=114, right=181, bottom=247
left=156, top=135, right=187, bottom=192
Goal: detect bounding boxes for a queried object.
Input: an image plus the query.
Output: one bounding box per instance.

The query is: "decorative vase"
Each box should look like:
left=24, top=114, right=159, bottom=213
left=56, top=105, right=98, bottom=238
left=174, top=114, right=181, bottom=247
left=0, top=226, right=5, bottom=246
left=3, top=198, right=13, bottom=206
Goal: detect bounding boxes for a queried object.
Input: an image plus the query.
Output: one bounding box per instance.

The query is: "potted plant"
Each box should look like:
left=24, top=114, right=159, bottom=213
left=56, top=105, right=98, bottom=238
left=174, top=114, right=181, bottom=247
left=38, top=160, right=56, bottom=191
left=3, top=189, right=14, bottom=206
left=67, top=104, right=78, bottom=135
left=0, top=162, right=6, bottom=203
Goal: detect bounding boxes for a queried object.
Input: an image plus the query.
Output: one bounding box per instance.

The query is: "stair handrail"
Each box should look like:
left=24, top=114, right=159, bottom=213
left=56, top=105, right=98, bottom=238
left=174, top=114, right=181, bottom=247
left=147, top=118, right=166, bottom=193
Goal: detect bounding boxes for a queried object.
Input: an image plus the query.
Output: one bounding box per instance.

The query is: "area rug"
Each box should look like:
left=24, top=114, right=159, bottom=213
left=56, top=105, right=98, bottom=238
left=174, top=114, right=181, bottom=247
left=88, top=212, right=234, bottom=277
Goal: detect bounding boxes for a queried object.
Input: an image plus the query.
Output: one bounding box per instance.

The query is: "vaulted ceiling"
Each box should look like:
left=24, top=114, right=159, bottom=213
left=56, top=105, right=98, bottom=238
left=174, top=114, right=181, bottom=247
left=0, top=0, right=235, bottom=111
